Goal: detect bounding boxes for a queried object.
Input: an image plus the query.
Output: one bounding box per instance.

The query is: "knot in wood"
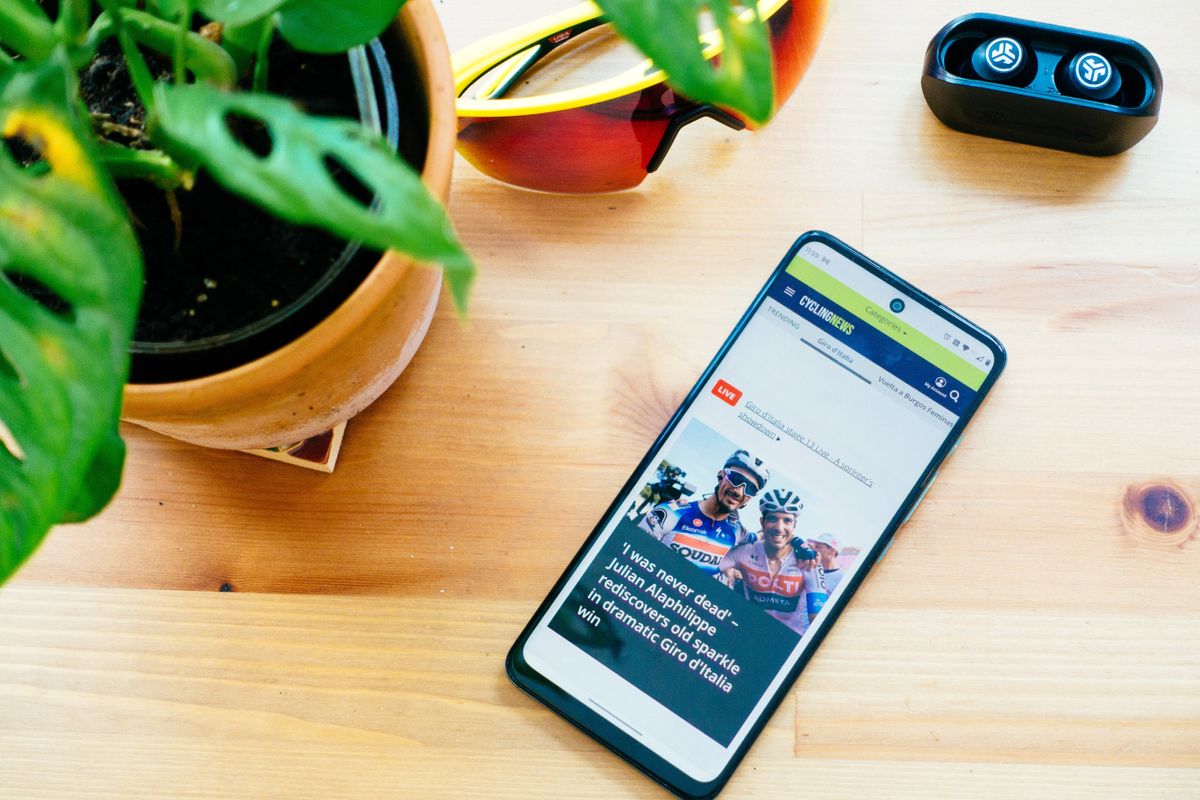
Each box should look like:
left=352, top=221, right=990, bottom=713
left=1121, top=481, right=1197, bottom=547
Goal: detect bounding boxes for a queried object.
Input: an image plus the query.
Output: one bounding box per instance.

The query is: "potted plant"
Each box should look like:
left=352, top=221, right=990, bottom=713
left=0, top=0, right=470, bottom=581
left=0, top=0, right=814, bottom=582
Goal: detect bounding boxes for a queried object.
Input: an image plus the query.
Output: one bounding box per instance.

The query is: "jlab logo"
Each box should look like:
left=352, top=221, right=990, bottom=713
left=986, top=38, right=1021, bottom=72
left=1075, top=54, right=1111, bottom=88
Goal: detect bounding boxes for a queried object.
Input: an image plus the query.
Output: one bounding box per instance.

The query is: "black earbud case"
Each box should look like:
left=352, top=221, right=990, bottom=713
left=921, top=13, right=1163, bottom=155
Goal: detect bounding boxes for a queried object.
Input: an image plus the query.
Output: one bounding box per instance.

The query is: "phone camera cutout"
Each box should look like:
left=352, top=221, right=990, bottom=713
left=889, top=298, right=906, bottom=313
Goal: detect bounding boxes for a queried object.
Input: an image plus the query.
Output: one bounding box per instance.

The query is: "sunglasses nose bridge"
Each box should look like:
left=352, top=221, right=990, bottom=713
left=645, top=104, right=748, bottom=173
left=720, top=469, right=759, bottom=498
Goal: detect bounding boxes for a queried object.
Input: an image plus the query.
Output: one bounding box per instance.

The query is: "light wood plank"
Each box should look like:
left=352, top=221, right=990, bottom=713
left=1, top=589, right=1197, bottom=797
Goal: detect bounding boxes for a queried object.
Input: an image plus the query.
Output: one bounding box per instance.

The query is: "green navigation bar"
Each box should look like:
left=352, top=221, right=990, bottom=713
left=785, top=256, right=987, bottom=390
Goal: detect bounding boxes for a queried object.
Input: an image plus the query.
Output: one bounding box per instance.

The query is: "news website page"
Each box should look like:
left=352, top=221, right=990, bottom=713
left=523, top=240, right=996, bottom=781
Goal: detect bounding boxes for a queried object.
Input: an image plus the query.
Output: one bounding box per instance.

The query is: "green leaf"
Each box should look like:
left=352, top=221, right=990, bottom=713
left=276, top=0, right=404, bottom=54
left=11, top=0, right=51, bottom=15
left=0, top=0, right=59, bottom=60
left=150, top=83, right=473, bottom=310
left=0, top=53, right=143, bottom=584
left=147, top=0, right=185, bottom=18
left=595, top=0, right=774, bottom=125
left=58, top=429, right=126, bottom=523
left=54, top=0, right=93, bottom=43
left=195, top=0, right=286, bottom=27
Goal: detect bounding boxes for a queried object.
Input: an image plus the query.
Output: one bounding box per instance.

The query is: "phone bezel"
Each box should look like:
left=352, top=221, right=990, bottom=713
left=506, top=230, right=1008, bottom=799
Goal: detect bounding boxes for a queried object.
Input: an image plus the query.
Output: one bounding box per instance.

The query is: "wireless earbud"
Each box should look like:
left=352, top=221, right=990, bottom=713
left=1058, top=51, right=1123, bottom=101
left=970, top=36, right=1030, bottom=84
left=922, top=14, right=1163, bottom=156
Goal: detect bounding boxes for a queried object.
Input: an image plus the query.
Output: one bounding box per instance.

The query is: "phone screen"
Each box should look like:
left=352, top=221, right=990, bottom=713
left=510, top=233, right=1004, bottom=791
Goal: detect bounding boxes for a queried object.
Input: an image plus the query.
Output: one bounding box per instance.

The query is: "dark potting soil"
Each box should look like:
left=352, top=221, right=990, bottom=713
left=75, top=27, right=428, bottom=383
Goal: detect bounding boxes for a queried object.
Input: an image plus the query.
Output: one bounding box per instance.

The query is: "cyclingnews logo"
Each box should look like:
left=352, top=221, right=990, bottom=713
left=797, top=295, right=855, bottom=335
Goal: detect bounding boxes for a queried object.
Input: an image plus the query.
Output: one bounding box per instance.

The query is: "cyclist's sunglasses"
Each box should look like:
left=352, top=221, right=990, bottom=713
left=453, top=0, right=828, bottom=193
left=721, top=468, right=762, bottom=497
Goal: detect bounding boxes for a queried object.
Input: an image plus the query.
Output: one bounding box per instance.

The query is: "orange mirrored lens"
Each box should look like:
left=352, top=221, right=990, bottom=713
left=457, top=83, right=695, bottom=193
left=457, top=0, right=828, bottom=192
left=768, top=0, right=829, bottom=110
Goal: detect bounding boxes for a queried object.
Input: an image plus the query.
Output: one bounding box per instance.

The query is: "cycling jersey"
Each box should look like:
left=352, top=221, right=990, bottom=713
left=822, top=568, right=844, bottom=594
left=638, top=499, right=747, bottom=578
left=719, top=541, right=827, bottom=635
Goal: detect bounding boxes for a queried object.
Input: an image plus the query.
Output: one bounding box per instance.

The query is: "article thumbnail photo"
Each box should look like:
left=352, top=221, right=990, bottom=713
left=624, top=418, right=864, bottom=636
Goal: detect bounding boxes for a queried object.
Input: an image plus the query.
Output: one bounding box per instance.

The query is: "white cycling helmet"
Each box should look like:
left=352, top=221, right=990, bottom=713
left=723, top=449, right=769, bottom=489
left=759, top=488, right=803, bottom=516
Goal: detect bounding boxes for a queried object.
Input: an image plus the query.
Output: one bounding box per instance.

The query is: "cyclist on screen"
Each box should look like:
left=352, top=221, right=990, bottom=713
left=638, top=449, right=768, bottom=578
left=807, top=532, right=844, bottom=593
left=720, top=488, right=828, bottom=635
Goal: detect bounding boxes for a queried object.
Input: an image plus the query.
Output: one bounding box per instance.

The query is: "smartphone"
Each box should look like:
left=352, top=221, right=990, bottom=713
left=507, top=231, right=1006, bottom=798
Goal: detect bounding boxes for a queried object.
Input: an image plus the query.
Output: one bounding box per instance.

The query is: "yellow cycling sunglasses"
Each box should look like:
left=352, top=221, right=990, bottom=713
left=454, top=0, right=828, bottom=193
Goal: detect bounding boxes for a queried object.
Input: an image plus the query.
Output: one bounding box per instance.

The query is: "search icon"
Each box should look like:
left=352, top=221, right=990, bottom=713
left=949, top=389, right=960, bottom=402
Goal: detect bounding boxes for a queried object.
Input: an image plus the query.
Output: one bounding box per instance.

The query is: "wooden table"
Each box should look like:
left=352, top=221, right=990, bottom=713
left=3, top=1, right=1198, bottom=797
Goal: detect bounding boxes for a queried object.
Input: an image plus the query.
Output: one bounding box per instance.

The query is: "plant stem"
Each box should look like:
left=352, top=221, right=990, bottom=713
left=122, top=8, right=236, bottom=88
left=252, top=15, right=274, bottom=93
left=95, top=141, right=192, bottom=190
left=95, top=0, right=156, bottom=111
left=81, top=8, right=236, bottom=87
left=174, top=0, right=191, bottom=85
left=55, top=0, right=92, bottom=45
left=0, top=0, right=58, bottom=60
left=72, top=11, right=113, bottom=67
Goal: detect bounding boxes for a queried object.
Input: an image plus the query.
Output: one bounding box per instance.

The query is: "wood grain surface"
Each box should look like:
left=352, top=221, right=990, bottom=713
left=3, top=1, right=1199, bottom=797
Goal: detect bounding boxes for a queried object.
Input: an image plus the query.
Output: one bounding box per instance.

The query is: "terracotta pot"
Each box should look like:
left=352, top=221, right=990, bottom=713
left=121, top=0, right=455, bottom=451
